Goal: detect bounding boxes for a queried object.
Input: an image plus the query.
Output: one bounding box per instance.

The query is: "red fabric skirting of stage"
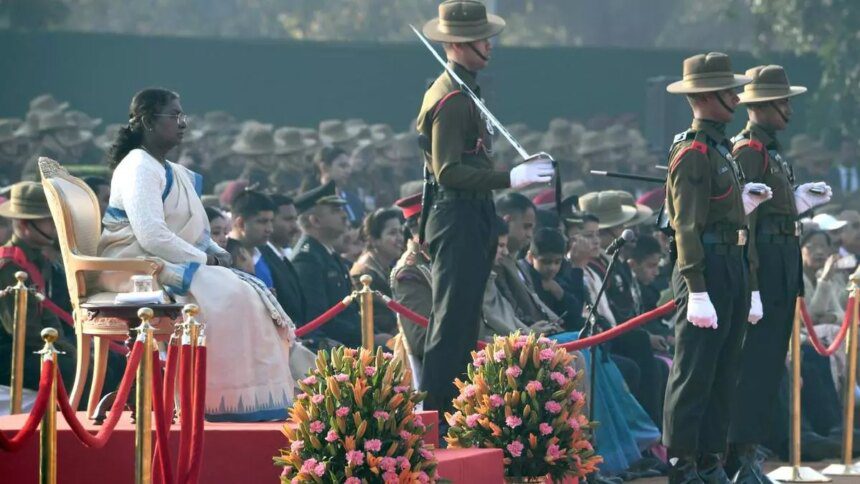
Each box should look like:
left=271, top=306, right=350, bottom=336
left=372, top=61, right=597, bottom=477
left=0, top=410, right=506, bottom=483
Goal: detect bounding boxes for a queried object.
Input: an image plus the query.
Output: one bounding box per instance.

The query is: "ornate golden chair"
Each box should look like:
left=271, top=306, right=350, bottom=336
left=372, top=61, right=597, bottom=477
left=38, top=157, right=178, bottom=417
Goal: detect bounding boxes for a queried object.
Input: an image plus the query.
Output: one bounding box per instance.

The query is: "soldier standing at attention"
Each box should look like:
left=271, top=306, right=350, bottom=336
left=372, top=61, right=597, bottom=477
left=726, top=65, right=832, bottom=483
left=662, top=52, right=773, bottom=483
left=416, top=0, right=554, bottom=413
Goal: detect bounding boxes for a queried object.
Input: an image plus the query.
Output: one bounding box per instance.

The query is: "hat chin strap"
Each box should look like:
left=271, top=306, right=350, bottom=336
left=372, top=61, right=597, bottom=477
left=770, top=101, right=790, bottom=124
left=715, top=91, right=735, bottom=115
left=467, top=42, right=488, bottom=62
left=28, top=220, right=55, bottom=244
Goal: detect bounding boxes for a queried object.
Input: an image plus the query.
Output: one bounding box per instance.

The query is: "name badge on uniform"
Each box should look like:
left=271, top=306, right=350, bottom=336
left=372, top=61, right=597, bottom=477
left=718, top=164, right=730, bottom=175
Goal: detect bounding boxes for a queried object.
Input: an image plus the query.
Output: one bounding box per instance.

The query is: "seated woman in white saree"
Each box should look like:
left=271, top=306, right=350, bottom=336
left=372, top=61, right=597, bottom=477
left=98, top=88, right=294, bottom=422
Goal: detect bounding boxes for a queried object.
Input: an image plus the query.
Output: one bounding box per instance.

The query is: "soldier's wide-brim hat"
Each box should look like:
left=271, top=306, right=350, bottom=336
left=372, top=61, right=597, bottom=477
left=0, top=181, right=52, bottom=220
left=319, top=119, right=359, bottom=145
left=611, top=190, right=654, bottom=227
left=0, top=119, right=21, bottom=143
left=423, top=0, right=506, bottom=43
left=274, top=127, right=318, bottom=155
left=667, top=52, right=752, bottom=94
left=232, top=123, right=275, bottom=155
left=294, top=181, right=347, bottom=214
left=578, top=191, right=638, bottom=229
left=738, top=65, right=807, bottom=104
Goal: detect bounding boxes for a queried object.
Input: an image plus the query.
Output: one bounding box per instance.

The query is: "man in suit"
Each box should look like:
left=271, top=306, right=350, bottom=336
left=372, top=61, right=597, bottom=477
left=263, top=194, right=307, bottom=325
left=291, top=181, right=362, bottom=348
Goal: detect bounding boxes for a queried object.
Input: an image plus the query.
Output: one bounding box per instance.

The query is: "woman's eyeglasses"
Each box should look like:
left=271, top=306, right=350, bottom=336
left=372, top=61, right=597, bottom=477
left=153, top=113, right=188, bottom=124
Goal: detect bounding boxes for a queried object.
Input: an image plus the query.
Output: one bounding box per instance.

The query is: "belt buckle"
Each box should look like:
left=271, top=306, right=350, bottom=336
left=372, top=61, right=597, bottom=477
left=737, top=229, right=748, bottom=246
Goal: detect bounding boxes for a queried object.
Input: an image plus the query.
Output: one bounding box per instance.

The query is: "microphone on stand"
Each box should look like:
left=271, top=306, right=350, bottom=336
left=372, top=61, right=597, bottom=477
left=605, top=229, right=636, bottom=256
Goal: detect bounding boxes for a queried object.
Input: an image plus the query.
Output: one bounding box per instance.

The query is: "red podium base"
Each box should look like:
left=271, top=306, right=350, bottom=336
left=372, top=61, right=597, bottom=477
left=0, top=410, right=505, bottom=483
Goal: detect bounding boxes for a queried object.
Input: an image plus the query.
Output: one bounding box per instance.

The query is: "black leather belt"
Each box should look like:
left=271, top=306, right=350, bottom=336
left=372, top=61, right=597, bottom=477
left=702, top=228, right=748, bottom=246
left=435, top=189, right=494, bottom=201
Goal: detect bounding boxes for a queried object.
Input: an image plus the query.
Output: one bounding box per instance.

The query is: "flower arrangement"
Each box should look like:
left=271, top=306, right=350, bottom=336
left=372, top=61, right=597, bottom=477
left=276, top=347, right=438, bottom=483
left=445, top=332, right=601, bottom=481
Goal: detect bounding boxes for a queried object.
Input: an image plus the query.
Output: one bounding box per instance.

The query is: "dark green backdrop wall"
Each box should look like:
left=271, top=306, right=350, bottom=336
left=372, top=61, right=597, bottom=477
left=0, top=31, right=819, bottom=135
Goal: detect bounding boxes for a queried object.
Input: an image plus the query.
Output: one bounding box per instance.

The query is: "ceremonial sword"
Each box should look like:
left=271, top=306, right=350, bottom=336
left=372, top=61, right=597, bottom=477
left=409, top=24, right=562, bottom=214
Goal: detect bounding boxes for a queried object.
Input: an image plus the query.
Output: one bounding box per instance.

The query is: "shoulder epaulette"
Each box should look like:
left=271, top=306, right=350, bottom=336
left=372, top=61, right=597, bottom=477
left=432, top=90, right=463, bottom=118
left=672, top=130, right=694, bottom=145
left=669, top=132, right=708, bottom=173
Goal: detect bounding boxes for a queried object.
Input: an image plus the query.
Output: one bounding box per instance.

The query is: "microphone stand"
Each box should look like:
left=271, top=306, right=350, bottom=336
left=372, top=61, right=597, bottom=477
left=581, top=247, right=624, bottom=484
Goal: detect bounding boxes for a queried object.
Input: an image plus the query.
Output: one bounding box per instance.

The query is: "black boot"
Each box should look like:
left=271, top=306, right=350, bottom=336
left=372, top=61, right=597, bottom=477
left=697, top=453, right=730, bottom=484
left=669, top=455, right=704, bottom=484
left=729, top=444, right=774, bottom=484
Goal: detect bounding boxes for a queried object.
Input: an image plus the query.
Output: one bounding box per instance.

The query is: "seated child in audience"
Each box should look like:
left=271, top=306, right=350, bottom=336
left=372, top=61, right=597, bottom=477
left=522, top=227, right=586, bottom=331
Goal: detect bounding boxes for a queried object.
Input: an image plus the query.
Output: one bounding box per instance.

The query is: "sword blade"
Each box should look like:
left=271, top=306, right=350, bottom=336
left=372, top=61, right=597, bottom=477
left=409, top=24, right=530, bottom=161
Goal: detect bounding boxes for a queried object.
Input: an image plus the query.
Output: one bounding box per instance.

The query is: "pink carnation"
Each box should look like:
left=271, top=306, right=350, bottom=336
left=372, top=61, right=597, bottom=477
left=336, top=406, right=350, bottom=417
left=547, top=443, right=563, bottom=460
left=506, top=440, right=525, bottom=457
left=325, top=429, right=338, bottom=442
left=364, top=366, right=376, bottom=377
left=506, top=415, right=522, bottom=428
left=539, top=422, right=553, bottom=436
left=301, top=458, right=325, bottom=477
left=382, top=352, right=394, bottom=360
left=311, top=394, right=324, bottom=404
left=539, top=348, right=555, bottom=361
left=364, top=438, right=382, bottom=453
left=526, top=380, right=543, bottom=392
left=383, top=471, right=399, bottom=483
left=309, top=420, right=325, bottom=433
left=418, top=471, right=431, bottom=483
left=473, top=355, right=486, bottom=367
left=567, top=417, right=580, bottom=431
left=494, top=349, right=506, bottom=362
left=394, top=385, right=409, bottom=393
left=565, top=365, right=576, bottom=378
left=466, top=414, right=481, bottom=428
left=397, top=456, right=411, bottom=471
left=505, top=365, right=522, bottom=378
left=538, top=336, right=551, bottom=345
left=380, top=456, right=398, bottom=472
left=346, top=450, right=364, bottom=466
left=335, top=373, right=349, bottom=382
left=345, top=478, right=361, bottom=484
left=301, top=375, right=317, bottom=385
left=545, top=400, right=562, bottom=414
left=414, top=415, right=425, bottom=428
left=420, top=448, right=434, bottom=460
left=290, top=440, right=304, bottom=452
left=463, top=384, right=477, bottom=398
left=400, top=430, right=413, bottom=440
left=550, top=371, right=567, bottom=386
left=513, top=337, right=527, bottom=349
left=569, top=390, right=584, bottom=403
left=296, top=392, right=308, bottom=400
left=489, top=394, right=504, bottom=408
left=374, top=410, right=390, bottom=420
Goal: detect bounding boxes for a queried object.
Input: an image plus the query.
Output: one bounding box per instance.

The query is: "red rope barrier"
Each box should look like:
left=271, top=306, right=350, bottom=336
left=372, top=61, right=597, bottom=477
left=153, top=341, right=180, bottom=484
left=176, top=343, right=193, bottom=482
left=182, top=346, right=207, bottom=484
left=0, top=360, right=54, bottom=452
left=151, top=350, right=175, bottom=484
left=383, top=295, right=429, bottom=328
left=55, top=340, right=144, bottom=448
left=800, top=296, right=855, bottom=357
left=294, top=297, right=353, bottom=338
left=475, top=300, right=678, bottom=350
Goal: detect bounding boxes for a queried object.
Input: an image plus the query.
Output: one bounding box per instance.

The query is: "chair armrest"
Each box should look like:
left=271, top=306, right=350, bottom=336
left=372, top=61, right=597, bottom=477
left=69, top=254, right=161, bottom=275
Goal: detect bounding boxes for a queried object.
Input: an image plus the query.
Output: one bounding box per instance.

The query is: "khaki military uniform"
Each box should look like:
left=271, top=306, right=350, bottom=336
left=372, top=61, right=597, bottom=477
left=389, top=240, right=431, bottom=360
left=416, top=61, right=509, bottom=412
left=728, top=122, right=803, bottom=446
left=663, top=119, right=750, bottom=455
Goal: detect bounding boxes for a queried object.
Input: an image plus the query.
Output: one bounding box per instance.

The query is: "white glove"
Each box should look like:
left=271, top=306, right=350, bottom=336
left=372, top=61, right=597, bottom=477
left=687, top=292, right=718, bottom=329
left=742, top=182, right=773, bottom=215
left=794, top=182, right=833, bottom=214
left=510, top=152, right=554, bottom=189
left=748, top=290, right=763, bottom=324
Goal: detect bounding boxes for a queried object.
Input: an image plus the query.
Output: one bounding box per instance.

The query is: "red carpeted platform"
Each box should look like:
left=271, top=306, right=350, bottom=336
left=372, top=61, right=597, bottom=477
left=0, top=410, right=506, bottom=483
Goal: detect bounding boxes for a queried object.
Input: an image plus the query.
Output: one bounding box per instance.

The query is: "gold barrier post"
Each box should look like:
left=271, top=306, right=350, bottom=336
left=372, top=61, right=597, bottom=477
left=768, top=298, right=831, bottom=482
left=9, top=271, right=30, bottom=414
left=38, top=328, right=59, bottom=484
left=183, top=304, right=201, bottom=392
left=359, top=275, right=374, bottom=351
left=823, top=282, right=860, bottom=476
left=135, top=308, right=155, bottom=484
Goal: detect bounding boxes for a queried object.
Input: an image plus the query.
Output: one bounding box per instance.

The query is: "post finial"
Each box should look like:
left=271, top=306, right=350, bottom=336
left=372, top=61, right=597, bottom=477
left=183, top=304, right=200, bottom=318
left=360, top=274, right=373, bottom=291
left=14, top=271, right=28, bottom=284
left=40, top=327, right=58, bottom=344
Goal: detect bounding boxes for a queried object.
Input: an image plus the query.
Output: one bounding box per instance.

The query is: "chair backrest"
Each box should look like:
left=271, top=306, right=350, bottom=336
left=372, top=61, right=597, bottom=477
left=38, top=157, right=102, bottom=302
